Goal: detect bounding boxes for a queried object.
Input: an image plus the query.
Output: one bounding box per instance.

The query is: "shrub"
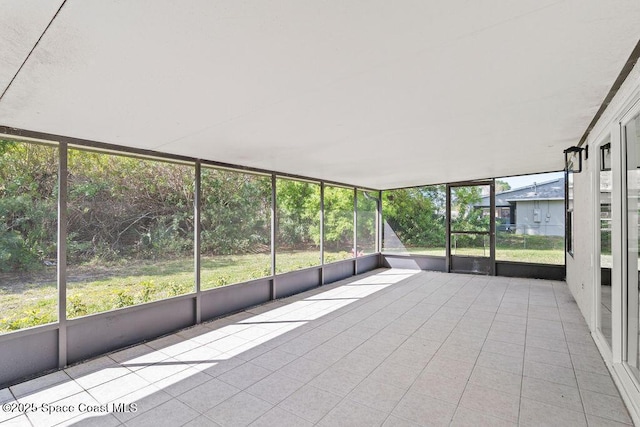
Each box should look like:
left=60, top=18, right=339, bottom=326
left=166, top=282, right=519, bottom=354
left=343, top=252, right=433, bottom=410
left=67, top=295, right=88, bottom=317
left=2, top=309, right=55, bottom=331
left=114, top=290, right=134, bottom=308
left=139, top=280, right=155, bottom=303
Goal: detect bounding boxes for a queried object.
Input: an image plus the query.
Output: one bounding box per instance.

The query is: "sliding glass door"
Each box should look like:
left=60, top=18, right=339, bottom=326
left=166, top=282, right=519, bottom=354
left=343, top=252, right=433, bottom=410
left=598, top=141, right=613, bottom=349
left=625, top=113, right=640, bottom=381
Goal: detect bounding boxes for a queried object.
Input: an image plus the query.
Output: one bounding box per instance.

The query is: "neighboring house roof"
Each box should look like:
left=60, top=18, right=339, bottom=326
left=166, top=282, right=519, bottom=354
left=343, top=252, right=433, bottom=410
left=478, top=177, right=565, bottom=207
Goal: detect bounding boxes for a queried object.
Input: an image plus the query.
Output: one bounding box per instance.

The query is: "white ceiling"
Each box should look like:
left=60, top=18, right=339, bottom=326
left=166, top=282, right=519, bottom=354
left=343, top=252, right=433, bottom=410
left=0, top=0, right=638, bottom=189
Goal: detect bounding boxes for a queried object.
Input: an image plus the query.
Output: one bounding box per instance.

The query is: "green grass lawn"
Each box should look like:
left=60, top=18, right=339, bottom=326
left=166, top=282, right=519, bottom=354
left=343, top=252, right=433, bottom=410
left=0, top=245, right=562, bottom=333
left=383, top=247, right=447, bottom=257
left=494, top=249, right=564, bottom=265
left=385, top=234, right=564, bottom=265
left=0, top=251, right=353, bottom=332
left=383, top=246, right=564, bottom=265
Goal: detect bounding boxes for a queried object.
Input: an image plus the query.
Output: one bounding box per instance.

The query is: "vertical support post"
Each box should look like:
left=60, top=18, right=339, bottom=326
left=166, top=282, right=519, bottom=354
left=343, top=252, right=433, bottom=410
left=376, top=190, right=382, bottom=253
left=58, top=143, right=68, bottom=368
left=612, top=122, right=624, bottom=364
left=194, top=161, right=202, bottom=324
left=445, top=184, right=451, bottom=273
left=271, top=174, right=277, bottom=299
left=377, top=190, right=383, bottom=268
left=320, top=182, right=325, bottom=285
left=564, top=168, right=568, bottom=257
left=354, top=188, right=358, bottom=275
left=564, top=168, right=569, bottom=264
left=490, top=179, right=496, bottom=276
left=604, top=162, right=626, bottom=356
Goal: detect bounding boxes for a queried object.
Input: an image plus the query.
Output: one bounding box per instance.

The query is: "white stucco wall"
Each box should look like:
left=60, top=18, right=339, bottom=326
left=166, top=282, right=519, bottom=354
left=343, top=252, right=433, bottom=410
left=565, top=163, right=594, bottom=329
left=567, top=60, right=640, bottom=330
left=566, top=54, right=640, bottom=426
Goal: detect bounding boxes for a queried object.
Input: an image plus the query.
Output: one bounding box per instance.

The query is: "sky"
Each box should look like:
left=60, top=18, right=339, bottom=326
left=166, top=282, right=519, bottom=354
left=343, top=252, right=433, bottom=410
left=501, top=171, right=564, bottom=190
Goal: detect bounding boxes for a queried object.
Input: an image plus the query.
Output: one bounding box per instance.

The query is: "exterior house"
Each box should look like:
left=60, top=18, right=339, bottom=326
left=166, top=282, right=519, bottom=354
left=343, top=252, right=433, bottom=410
left=478, top=177, right=565, bottom=236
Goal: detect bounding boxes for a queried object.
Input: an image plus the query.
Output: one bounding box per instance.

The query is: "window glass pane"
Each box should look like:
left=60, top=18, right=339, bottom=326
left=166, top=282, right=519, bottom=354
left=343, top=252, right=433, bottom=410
left=276, top=178, right=320, bottom=273
left=625, top=114, right=640, bottom=380
left=599, top=144, right=612, bottom=348
left=0, top=140, right=58, bottom=332
left=382, top=186, right=446, bottom=256
left=356, top=190, right=377, bottom=256
left=201, top=168, right=271, bottom=289
left=67, top=150, right=194, bottom=318
left=323, top=186, right=353, bottom=263
left=493, top=173, right=565, bottom=265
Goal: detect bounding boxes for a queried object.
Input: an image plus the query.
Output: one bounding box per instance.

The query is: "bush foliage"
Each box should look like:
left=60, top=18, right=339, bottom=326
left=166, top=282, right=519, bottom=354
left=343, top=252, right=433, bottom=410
left=0, top=140, right=375, bottom=273
left=0, top=141, right=58, bottom=271
left=382, top=185, right=489, bottom=249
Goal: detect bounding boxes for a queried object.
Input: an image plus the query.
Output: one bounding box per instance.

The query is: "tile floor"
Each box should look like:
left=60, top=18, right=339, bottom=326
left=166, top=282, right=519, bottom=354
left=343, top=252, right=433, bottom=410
left=0, top=269, right=634, bottom=426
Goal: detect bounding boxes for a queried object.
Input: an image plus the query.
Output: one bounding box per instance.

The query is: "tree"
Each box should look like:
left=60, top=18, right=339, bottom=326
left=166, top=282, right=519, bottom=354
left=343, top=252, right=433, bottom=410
left=200, top=169, right=270, bottom=255
left=0, top=141, right=58, bottom=271
left=451, top=186, right=489, bottom=229
left=321, top=187, right=353, bottom=251
left=67, top=150, right=196, bottom=262
left=357, top=191, right=377, bottom=252
left=276, top=180, right=320, bottom=248
left=382, top=186, right=446, bottom=249
left=496, top=179, right=511, bottom=193
left=450, top=186, right=489, bottom=248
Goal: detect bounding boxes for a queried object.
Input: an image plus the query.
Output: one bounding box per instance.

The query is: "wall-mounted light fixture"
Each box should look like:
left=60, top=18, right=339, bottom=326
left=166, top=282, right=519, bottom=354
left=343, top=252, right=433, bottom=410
left=600, top=143, right=611, bottom=171
left=564, top=146, right=585, bottom=173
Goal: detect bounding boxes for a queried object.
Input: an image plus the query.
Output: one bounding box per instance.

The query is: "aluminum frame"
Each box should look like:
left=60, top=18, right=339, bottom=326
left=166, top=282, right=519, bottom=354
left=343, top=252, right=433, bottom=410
left=0, top=127, right=378, bottom=192
left=0, top=133, right=383, bottom=387
left=194, top=161, right=202, bottom=323
left=0, top=127, right=577, bottom=387
left=57, top=142, right=68, bottom=368
left=446, top=180, right=495, bottom=275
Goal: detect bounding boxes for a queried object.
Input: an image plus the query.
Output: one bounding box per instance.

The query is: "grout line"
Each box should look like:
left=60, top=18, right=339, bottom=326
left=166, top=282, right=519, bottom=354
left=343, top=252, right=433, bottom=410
left=11, top=272, right=625, bottom=426
left=554, top=281, right=590, bottom=426
left=0, top=1, right=68, bottom=103
left=517, top=276, right=532, bottom=426
left=319, top=271, right=452, bottom=425
left=314, top=270, right=457, bottom=426
left=449, top=275, right=511, bottom=425
left=373, top=272, right=454, bottom=425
